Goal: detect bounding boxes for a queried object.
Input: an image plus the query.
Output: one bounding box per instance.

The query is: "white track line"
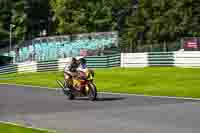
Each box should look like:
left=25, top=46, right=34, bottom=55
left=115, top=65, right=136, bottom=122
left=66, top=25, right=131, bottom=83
left=1, top=83, right=200, bottom=101
left=100, top=92, right=200, bottom=101
left=0, top=83, right=59, bottom=90
left=0, top=121, right=57, bottom=133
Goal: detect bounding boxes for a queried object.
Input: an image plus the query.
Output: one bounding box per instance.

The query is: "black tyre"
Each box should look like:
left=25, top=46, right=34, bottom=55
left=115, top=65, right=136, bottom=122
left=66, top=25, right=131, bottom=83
left=68, top=91, right=75, bottom=100
left=88, top=83, right=97, bottom=101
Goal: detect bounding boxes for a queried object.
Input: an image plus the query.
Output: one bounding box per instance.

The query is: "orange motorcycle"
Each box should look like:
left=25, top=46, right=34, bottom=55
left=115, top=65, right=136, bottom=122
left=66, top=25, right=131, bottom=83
left=57, top=69, right=97, bottom=101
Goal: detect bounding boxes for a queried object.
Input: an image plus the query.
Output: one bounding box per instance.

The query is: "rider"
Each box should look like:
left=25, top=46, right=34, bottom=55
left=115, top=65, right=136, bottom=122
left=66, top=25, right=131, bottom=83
left=74, top=58, right=90, bottom=89
left=78, top=57, right=95, bottom=79
left=77, top=58, right=88, bottom=73
left=64, top=57, right=79, bottom=86
left=63, top=57, right=88, bottom=86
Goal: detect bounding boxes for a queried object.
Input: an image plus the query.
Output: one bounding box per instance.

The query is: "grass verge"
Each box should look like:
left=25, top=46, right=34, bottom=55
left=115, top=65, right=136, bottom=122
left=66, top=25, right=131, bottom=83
left=0, top=122, right=57, bottom=133
left=0, top=67, right=200, bottom=98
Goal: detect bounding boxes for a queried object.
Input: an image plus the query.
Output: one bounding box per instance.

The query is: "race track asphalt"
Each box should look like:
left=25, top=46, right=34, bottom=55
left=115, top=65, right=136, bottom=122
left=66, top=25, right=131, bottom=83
left=0, top=84, right=200, bottom=133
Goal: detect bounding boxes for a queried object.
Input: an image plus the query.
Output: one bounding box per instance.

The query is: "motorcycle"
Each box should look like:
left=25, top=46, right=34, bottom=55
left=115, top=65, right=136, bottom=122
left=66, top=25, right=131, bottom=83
left=57, top=69, right=97, bottom=101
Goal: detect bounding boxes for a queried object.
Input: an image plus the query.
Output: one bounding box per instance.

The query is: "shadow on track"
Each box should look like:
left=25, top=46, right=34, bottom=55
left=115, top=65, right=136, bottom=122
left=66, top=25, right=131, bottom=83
left=74, top=97, right=126, bottom=101
left=96, top=97, right=126, bottom=101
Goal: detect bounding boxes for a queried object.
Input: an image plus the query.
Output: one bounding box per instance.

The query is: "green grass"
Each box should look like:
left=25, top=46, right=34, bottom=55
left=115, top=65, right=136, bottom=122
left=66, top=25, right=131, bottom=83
left=0, top=123, right=56, bottom=133
left=1, top=67, right=200, bottom=98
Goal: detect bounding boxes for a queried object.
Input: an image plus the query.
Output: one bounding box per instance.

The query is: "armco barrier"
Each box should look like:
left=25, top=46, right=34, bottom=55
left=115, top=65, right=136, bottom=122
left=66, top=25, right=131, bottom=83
left=108, top=55, right=121, bottom=67
left=17, top=62, right=37, bottom=73
left=37, top=60, right=59, bottom=72
left=86, top=53, right=121, bottom=68
left=121, top=51, right=200, bottom=68
left=57, top=54, right=121, bottom=70
left=0, top=54, right=121, bottom=74
left=174, top=51, right=200, bottom=67
left=121, top=53, right=148, bottom=67
left=86, top=56, right=108, bottom=68
left=1, top=52, right=200, bottom=75
left=148, top=52, right=174, bottom=66
left=0, top=64, right=18, bottom=75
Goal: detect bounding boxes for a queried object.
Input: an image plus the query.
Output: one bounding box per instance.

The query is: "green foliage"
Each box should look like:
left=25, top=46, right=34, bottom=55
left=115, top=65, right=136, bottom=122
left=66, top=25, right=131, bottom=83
left=189, top=1, right=200, bottom=36
left=0, top=0, right=198, bottom=51
left=0, top=0, right=50, bottom=46
left=0, top=0, right=12, bottom=44
left=11, top=0, right=27, bottom=44
left=121, top=0, right=193, bottom=51
left=0, top=55, right=13, bottom=65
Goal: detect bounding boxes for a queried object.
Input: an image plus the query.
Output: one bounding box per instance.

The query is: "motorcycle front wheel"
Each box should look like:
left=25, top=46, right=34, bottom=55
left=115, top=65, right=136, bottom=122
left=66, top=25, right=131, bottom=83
left=87, top=82, right=97, bottom=101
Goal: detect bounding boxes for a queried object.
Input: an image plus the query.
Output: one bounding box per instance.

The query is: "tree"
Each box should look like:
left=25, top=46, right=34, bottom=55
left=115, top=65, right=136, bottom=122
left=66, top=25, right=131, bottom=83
left=0, top=0, right=51, bottom=47
left=0, top=0, right=12, bottom=46
left=50, top=0, right=131, bottom=34
left=50, top=0, right=86, bottom=34
left=189, top=0, right=200, bottom=36
left=150, top=0, right=192, bottom=43
left=11, top=0, right=28, bottom=44
left=25, top=0, right=50, bottom=38
left=121, top=0, right=193, bottom=52
left=0, top=0, right=198, bottom=51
